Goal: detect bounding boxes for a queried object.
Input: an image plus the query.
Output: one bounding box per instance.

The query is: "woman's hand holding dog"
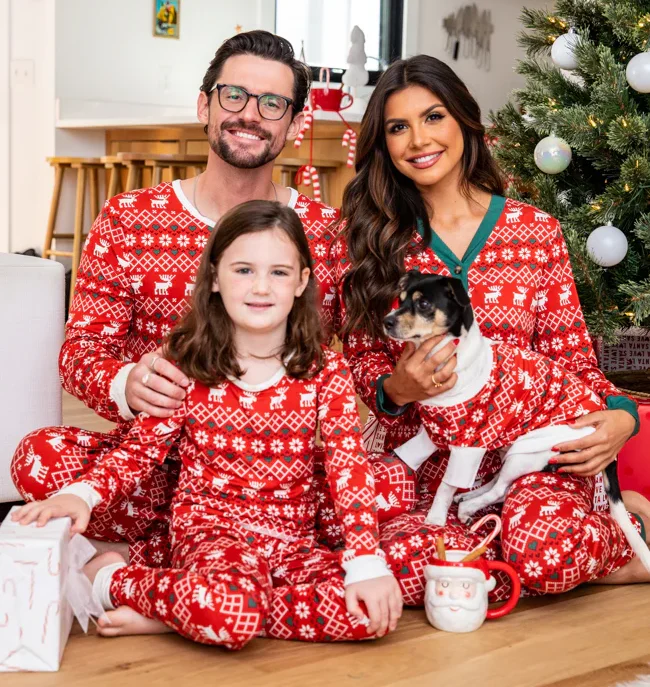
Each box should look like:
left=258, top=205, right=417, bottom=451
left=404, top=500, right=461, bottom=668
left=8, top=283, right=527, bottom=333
left=383, top=336, right=458, bottom=407
left=552, top=409, right=636, bottom=476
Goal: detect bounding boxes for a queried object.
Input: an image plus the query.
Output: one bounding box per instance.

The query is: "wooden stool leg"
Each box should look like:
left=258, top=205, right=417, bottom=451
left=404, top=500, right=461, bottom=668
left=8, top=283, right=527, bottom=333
left=107, top=166, right=120, bottom=200
left=152, top=164, right=163, bottom=186
left=170, top=165, right=184, bottom=181
left=320, top=171, right=329, bottom=206
left=125, top=162, right=143, bottom=191
left=43, top=164, right=65, bottom=258
left=89, top=167, right=100, bottom=221
left=70, top=167, right=87, bottom=310
left=280, top=168, right=292, bottom=188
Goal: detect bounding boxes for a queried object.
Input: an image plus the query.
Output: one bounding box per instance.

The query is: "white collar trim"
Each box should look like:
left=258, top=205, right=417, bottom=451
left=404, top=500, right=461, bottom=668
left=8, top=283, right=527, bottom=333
left=172, top=179, right=298, bottom=227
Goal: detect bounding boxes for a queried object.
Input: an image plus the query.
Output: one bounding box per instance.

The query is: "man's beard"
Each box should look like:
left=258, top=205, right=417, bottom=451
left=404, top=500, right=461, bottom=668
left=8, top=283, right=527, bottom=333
left=208, top=118, right=284, bottom=169
left=425, top=592, right=487, bottom=633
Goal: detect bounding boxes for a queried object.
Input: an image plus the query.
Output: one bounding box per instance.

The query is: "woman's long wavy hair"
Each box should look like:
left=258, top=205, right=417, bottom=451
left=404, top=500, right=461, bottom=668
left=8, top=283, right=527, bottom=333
left=340, top=55, right=505, bottom=339
left=165, top=200, right=325, bottom=385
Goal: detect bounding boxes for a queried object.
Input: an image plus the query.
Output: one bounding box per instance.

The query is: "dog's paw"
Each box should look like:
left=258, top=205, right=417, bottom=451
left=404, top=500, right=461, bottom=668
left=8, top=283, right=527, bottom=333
left=454, top=491, right=471, bottom=504
left=457, top=503, right=475, bottom=525
left=424, top=511, right=447, bottom=527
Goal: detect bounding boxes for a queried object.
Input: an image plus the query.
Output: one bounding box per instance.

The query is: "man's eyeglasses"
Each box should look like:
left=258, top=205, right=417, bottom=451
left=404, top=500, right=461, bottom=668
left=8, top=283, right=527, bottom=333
left=209, top=84, right=293, bottom=121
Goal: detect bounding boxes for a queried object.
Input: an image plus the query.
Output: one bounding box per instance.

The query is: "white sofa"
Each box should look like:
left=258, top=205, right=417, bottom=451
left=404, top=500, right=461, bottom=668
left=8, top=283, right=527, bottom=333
left=0, top=253, right=64, bottom=502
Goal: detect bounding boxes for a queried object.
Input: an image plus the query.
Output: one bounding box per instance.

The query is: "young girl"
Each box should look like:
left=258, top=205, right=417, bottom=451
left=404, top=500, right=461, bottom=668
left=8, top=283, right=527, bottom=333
left=13, top=200, right=402, bottom=649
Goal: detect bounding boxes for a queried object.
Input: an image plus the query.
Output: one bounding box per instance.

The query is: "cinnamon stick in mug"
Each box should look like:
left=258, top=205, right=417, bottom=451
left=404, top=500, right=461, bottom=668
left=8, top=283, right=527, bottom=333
left=436, top=536, right=446, bottom=561
left=460, top=545, right=487, bottom=563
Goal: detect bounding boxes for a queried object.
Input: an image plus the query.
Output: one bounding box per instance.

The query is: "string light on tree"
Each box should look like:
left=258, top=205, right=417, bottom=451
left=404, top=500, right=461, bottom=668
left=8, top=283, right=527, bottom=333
left=586, top=222, right=629, bottom=267
left=551, top=27, right=579, bottom=70
left=534, top=135, right=572, bottom=174
left=626, top=50, right=650, bottom=93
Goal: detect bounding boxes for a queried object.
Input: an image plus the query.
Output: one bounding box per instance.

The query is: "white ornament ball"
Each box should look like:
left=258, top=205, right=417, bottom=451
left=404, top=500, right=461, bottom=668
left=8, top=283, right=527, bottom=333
left=626, top=51, right=650, bottom=93
left=560, top=68, right=585, bottom=87
left=551, top=30, right=579, bottom=70
left=586, top=222, right=628, bottom=267
left=534, top=135, right=572, bottom=174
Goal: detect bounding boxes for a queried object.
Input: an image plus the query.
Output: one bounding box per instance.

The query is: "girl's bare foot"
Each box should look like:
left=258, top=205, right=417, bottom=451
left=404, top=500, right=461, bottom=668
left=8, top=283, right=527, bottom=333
left=83, top=551, right=126, bottom=584
left=89, top=539, right=130, bottom=561
left=97, top=606, right=172, bottom=637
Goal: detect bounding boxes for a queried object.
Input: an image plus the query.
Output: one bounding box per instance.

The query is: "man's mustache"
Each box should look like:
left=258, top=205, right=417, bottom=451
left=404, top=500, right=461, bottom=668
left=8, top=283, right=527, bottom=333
left=220, top=119, right=272, bottom=141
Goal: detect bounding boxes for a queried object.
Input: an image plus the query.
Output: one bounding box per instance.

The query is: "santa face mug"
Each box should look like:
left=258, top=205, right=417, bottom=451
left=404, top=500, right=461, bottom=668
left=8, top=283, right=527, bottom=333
left=424, top=551, right=521, bottom=633
left=424, top=514, right=521, bottom=633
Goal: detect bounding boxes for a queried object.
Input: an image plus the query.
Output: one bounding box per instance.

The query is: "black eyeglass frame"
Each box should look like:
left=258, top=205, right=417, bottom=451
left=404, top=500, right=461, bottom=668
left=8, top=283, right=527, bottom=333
left=209, top=83, right=295, bottom=120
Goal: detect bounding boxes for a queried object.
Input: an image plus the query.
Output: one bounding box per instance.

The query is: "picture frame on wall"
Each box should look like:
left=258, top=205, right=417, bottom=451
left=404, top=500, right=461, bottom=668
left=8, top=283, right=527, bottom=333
left=153, top=0, right=180, bottom=39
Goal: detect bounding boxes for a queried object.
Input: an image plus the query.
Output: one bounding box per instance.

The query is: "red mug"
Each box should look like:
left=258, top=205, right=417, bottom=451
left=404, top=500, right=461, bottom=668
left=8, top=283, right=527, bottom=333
left=310, top=67, right=354, bottom=112
left=424, top=549, right=520, bottom=633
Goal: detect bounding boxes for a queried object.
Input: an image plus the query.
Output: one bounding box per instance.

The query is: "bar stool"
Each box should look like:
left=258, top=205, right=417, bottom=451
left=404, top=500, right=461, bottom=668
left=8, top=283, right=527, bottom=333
left=115, top=152, right=208, bottom=190
left=145, top=154, right=208, bottom=185
left=101, top=155, right=127, bottom=200
left=42, top=157, right=104, bottom=309
left=276, top=157, right=342, bottom=205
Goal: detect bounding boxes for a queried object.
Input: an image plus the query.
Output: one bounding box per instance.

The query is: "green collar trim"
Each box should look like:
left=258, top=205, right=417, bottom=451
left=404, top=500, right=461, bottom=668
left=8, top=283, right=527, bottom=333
left=417, top=194, right=506, bottom=288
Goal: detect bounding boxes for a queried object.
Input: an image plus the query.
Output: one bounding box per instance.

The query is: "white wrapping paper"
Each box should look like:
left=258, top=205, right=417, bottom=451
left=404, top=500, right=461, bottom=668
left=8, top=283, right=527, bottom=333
left=0, top=507, right=103, bottom=672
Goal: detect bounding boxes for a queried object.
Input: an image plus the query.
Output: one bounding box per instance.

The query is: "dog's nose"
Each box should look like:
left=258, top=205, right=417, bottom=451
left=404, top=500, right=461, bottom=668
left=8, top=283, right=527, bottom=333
left=384, top=313, right=397, bottom=331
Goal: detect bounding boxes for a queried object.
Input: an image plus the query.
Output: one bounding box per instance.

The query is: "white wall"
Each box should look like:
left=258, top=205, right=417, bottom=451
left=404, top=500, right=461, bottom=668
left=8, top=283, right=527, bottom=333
left=9, top=0, right=56, bottom=253
left=407, top=0, right=551, bottom=117
left=55, top=0, right=275, bottom=110
left=0, top=0, right=10, bottom=252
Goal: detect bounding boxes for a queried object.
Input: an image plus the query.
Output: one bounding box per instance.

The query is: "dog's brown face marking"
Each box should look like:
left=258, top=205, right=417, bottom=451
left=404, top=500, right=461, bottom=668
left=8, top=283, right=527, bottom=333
left=400, top=291, right=407, bottom=301
left=385, top=305, right=449, bottom=341
left=412, top=291, right=422, bottom=301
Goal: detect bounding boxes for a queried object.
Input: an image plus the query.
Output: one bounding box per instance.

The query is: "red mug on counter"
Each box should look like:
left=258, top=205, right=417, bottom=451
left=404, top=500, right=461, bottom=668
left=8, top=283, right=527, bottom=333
left=310, top=68, right=354, bottom=112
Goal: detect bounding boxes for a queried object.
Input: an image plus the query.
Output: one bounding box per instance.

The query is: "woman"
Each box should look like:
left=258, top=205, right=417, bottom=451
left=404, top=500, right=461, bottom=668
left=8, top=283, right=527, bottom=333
left=333, top=54, right=649, bottom=604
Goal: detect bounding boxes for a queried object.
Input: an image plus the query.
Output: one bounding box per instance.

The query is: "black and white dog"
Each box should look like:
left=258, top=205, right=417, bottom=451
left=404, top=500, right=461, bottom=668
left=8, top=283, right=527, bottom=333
left=384, top=271, right=650, bottom=571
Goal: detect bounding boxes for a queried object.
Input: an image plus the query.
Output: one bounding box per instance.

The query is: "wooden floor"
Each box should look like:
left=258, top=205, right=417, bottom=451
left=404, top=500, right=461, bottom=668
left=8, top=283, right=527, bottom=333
left=4, top=394, right=650, bottom=686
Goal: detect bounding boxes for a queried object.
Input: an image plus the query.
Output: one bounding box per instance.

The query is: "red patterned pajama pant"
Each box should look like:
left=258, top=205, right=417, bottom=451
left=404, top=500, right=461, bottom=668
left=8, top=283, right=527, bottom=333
left=11, top=427, right=418, bottom=566
left=318, top=455, right=640, bottom=604
left=109, top=516, right=374, bottom=650
left=12, top=429, right=638, bottom=605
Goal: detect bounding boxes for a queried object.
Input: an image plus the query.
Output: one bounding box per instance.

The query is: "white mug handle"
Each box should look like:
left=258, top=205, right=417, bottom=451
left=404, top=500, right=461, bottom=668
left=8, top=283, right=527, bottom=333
left=318, top=67, right=331, bottom=94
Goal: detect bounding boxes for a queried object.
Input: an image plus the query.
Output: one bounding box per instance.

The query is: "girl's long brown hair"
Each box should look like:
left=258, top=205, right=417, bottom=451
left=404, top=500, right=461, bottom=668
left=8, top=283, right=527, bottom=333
left=165, top=200, right=325, bottom=385
left=339, top=55, right=505, bottom=339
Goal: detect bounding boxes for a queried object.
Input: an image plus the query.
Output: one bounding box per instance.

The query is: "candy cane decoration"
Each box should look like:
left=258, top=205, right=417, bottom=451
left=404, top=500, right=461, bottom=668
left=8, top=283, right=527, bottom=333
left=294, top=110, right=313, bottom=148
left=309, top=165, right=321, bottom=202
left=342, top=128, right=357, bottom=167
left=42, top=601, right=60, bottom=644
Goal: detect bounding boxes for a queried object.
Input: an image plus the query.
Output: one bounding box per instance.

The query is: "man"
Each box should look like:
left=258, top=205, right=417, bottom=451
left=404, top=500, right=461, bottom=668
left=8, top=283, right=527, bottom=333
left=11, top=30, right=343, bottom=565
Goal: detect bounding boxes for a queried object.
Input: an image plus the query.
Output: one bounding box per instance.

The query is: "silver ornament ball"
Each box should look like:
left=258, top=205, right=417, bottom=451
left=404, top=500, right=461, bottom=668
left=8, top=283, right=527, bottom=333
left=551, top=30, right=579, bottom=70
left=534, top=135, right=572, bottom=174
left=586, top=222, right=628, bottom=267
left=626, top=51, right=650, bottom=94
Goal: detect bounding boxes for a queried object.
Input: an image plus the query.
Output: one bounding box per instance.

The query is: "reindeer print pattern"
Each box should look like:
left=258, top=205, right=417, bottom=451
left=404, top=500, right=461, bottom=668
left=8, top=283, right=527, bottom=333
left=57, top=182, right=340, bottom=427
left=54, top=350, right=384, bottom=648
left=332, top=195, right=636, bottom=603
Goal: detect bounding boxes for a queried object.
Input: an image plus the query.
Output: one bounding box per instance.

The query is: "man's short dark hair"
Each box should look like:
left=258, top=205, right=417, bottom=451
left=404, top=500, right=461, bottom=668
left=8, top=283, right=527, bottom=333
left=200, top=30, right=310, bottom=118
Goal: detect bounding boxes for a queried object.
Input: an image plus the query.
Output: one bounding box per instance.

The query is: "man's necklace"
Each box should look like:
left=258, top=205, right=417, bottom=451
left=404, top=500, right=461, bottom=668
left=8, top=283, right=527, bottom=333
left=192, top=173, right=278, bottom=221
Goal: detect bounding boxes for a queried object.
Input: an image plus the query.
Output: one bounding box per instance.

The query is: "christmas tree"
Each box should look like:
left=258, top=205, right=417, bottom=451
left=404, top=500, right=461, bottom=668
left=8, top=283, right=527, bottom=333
left=489, top=0, right=650, bottom=342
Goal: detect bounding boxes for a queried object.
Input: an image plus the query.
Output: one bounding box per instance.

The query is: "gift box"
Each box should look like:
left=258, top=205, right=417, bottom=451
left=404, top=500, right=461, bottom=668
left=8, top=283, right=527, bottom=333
left=596, top=328, right=650, bottom=372
left=0, top=507, right=102, bottom=672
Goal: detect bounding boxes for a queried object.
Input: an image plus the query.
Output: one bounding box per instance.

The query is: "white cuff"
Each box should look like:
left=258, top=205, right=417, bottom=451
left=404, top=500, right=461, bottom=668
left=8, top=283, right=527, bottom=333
left=57, top=482, right=103, bottom=510
left=393, top=426, right=438, bottom=471
left=343, top=554, right=393, bottom=586
left=93, top=562, right=127, bottom=611
left=110, top=362, right=137, bottom=421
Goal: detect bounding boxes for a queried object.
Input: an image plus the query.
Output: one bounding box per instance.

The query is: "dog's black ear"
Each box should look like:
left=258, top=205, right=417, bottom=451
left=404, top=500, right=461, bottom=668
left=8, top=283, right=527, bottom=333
left=446, top=278, right=474, bottom=331
left=446, top=278, right=470, bottom=307
left=397, top=270, right=422, bottom=292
